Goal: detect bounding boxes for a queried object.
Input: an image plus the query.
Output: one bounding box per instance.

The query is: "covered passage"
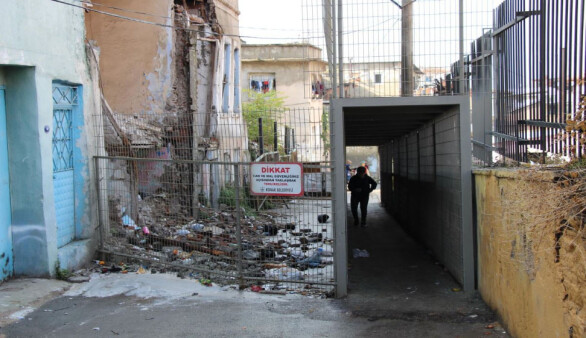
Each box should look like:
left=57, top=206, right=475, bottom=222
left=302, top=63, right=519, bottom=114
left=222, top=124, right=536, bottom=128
left=331, top=96, right=474, bottom=297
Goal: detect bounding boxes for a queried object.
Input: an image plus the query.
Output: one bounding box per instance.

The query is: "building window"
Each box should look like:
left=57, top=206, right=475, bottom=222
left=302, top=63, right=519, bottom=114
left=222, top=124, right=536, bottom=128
left=249, top=73, right=276, bottom=93
left=374, top=73, right=382, bottom=84
left=233, top=48, right=240, bottom=113
left=222, top=43, right=232, bottom=113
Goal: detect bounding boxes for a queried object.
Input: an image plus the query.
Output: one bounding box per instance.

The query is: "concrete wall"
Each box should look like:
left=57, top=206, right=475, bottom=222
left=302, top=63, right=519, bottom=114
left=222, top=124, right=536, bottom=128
left=0, top=0, right=102, bottom=277
left=474, top=169, right=585, bottom=338
left=379, top=107, right=465, bottom=285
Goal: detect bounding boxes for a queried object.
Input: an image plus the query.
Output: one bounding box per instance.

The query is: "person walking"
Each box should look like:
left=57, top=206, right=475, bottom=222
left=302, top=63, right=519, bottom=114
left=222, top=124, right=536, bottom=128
left=348, top=166, right=377, bottom=227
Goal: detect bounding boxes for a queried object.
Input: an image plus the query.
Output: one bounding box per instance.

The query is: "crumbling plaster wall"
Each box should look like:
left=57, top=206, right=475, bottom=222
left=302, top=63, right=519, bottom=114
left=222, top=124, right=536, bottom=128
left=86, top=0, right=175, bottom=116
left=474, top=169, right=585, bottom=338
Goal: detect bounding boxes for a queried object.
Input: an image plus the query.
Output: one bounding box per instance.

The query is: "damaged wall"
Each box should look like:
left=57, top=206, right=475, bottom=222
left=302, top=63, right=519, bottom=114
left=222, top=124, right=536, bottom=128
left=87, top=0, right=248, bottom=219
left=86, top=0, right=175, bottom=116
left=474, top=169, right=585, bottom=338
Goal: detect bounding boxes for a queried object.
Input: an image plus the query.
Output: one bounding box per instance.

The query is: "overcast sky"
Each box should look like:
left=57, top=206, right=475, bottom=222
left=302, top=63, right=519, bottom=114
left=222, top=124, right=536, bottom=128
left=239, top=0, right=305, bottom=44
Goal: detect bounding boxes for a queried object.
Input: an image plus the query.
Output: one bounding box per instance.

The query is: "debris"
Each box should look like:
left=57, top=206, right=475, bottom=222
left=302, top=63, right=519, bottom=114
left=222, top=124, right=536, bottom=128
left=67, top=276, right=90, bottom=283
left=352, top=248, right=370, bottom=258
left=451, top=288, right=462, bottom=292
left=250, top=285, right=262, bottom=292
left=199, top=278, right=212, bottom=287
left=317, top=214, right=329, bottom=223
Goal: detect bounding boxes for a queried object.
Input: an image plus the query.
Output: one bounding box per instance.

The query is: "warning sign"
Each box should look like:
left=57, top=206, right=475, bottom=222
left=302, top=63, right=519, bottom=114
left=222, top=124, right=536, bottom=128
left=250, top=162, right=304, bottom=196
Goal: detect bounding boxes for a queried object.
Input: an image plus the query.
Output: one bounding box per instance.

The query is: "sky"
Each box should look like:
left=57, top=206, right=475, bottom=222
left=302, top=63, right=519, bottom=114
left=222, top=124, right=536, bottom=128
left=237, top=0, right=502, bottom=67
left=239, top=0, right=305, bottom=44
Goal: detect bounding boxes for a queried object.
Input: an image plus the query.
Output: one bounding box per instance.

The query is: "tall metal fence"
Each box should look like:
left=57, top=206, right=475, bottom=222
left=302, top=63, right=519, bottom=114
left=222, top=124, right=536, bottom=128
left=94, top=107, right=335, bottom=294
left=492, top=0, right=585, bottom=163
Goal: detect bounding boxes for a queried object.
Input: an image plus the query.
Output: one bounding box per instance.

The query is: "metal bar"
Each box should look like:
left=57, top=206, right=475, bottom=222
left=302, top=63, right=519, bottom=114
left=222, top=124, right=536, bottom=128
left=459, top=0, right=464, bottom=95
left=332, top=0, right=337, bottom=99
left=492, top=10, right=539, bottom=37
left=94, top=157, right=104, bottom=258
left=273, top=121, right=278, bottom=151
left=471, top=139, right=500, bottom=151
left=539, top=0, right=546, bottom=163
left=234, top=164, right=243, bottom=288
left=331, top=100, right=347, bottom=298
left=518, top=120, right=566, bottom=129
left=258, top=118, right=264, bottom=155
left=338, top=0, right=344, bottom=98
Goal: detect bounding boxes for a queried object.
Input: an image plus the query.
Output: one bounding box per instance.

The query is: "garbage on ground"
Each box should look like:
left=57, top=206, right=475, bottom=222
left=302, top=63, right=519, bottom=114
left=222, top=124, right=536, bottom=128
left=199, top=278, right=213, bottom=286
left=265, top=267, right=304, bottom=281
left=102, top=196, right=335, bottom=296
left=352, top=248, right=370, bottom=258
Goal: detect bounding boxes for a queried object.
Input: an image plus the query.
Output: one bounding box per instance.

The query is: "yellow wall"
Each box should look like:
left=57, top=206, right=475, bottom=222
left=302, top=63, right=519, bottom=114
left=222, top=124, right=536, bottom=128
left=474, top=169, right=585, bottom=338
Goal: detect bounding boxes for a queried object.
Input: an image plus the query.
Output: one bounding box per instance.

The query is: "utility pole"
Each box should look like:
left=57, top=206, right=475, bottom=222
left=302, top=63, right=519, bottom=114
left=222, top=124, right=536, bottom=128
left=400, top=0, right=414, bottom=97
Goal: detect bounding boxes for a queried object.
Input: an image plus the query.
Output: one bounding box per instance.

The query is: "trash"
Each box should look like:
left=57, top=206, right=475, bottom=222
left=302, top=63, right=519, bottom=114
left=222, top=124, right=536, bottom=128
left=468, top=314, right=478, bottom=318
left=299, top=248, right=323, bottom=268
left=176, top=229, right=190, bottom=236
left=250, top=285, right=262, bottom=292
left=263, top=225, right=278, bottom=236
left=137, top=266, right=146, bottom=274
left=317, top=214, right=329, bottom=223
left=121, top=215, right=136, bottom=227
left=352, top=248, right=370, bottom=258
left=93, top=327, right=100, bottom=331
left=142, top=226, right=150, bottom=235
left=67, top=276, right=90, bottom=283
left=190, top=222, right=204, bottom=231
left=199, top=278, right=212, bottom=287
left=451, top=288, right=462, bottom=292
left=243, top=250, right=260, bottom=260
left=109, top=265, right=122, bottom=273
left=289, top=249, right=304, bottom=260
left=265, top=267, right=304, bottom=281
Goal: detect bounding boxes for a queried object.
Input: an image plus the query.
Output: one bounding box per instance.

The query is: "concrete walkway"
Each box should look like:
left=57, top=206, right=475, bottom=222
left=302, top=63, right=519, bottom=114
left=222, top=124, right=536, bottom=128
left=0, top=192, right=509, bottom=337
left=343, top=190, right=506, bottom=334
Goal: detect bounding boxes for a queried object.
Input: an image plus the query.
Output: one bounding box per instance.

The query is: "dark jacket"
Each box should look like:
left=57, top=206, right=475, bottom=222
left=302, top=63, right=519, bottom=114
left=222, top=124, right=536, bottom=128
left=348, top=174, right=377, bottom=197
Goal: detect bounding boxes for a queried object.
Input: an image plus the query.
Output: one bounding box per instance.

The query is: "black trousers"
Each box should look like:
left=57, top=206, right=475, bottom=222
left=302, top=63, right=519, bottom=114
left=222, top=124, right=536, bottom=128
left=350, top=194, right=369, bottom=222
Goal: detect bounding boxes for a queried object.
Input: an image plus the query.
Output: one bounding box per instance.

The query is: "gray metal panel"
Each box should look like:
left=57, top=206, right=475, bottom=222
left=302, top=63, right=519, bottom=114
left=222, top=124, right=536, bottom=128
left=331, top=101, right=348, bottom=298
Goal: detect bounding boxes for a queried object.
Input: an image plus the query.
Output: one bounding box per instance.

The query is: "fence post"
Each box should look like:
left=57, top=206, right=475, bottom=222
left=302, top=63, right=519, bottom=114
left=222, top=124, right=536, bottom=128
left=258, top=118, right=264, bottom=155
left=94, top=157, right=103, bottom=256
left=273, top=121, right=278, bottom=152
left=234, top=164, right=244, bottom=288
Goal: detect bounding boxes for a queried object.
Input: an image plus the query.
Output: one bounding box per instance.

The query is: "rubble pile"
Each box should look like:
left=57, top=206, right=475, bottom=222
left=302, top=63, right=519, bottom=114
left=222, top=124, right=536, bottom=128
left=104, top=195, right=335, bottom=293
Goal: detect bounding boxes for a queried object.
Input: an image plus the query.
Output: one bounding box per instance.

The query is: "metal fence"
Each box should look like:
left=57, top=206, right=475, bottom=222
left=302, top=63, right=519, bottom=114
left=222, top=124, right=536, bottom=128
left=492, top=0, right=585, bottom=163
left=95, top=106, right=335, bottom=294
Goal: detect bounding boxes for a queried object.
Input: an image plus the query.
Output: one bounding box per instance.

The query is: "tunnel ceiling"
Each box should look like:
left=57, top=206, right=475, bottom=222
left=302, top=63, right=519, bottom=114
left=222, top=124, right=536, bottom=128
left=344, top=104, right=453, bottom=146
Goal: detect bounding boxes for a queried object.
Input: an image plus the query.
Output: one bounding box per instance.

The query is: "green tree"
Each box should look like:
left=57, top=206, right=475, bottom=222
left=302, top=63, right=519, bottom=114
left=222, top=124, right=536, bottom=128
left=242, top=90, right=287, bottom=151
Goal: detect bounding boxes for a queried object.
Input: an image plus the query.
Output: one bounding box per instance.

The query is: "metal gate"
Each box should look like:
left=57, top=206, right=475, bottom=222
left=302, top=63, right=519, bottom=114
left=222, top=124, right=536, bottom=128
left=95, top=107, right=335, bottom=294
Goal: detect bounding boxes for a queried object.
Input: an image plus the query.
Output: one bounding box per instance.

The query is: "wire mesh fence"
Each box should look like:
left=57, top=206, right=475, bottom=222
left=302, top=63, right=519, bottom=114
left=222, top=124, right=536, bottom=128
left=94, top=105, right=335, bottom=294
left=302, top=0, right=586, bottom=166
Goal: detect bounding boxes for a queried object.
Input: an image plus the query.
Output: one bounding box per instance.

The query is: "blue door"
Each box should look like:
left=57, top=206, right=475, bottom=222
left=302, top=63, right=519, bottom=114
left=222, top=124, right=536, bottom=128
left=52, top=85, right=77, bottom=248
left=0, top=88, right=13, bottom=280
